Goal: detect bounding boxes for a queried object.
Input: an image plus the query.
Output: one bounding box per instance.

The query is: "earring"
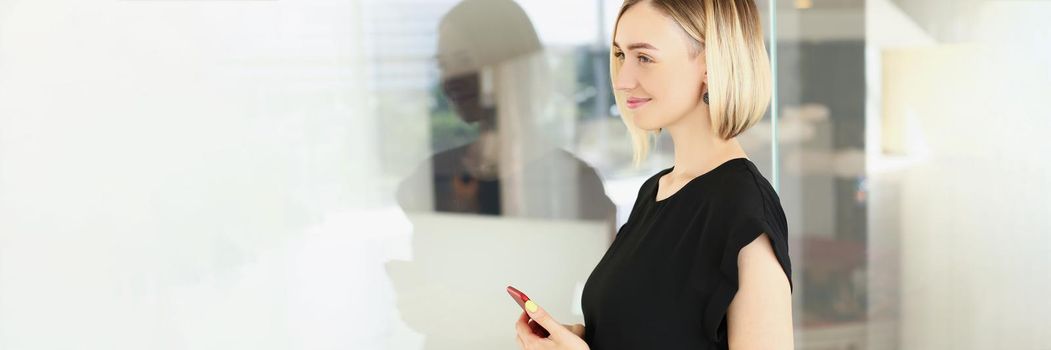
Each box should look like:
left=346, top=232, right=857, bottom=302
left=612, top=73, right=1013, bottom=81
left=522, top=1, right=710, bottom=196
left=703, top=91, right=709, bottom=105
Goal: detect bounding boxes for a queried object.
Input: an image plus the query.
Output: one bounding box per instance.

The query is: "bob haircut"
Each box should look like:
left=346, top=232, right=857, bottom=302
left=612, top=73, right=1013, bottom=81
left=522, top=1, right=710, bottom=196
left=611, top=0, right=772, bottom=167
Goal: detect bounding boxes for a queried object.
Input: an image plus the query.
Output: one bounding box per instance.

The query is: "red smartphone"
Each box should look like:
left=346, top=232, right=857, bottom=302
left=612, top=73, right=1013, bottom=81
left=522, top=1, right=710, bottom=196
left=506, top=285, right=550, bottom=337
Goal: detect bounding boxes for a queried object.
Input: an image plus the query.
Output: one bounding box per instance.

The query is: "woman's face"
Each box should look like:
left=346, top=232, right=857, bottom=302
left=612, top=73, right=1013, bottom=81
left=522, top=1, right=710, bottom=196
left=441, top=71, right=490, bottom=124
left=613, top=3, right=707, bottom=131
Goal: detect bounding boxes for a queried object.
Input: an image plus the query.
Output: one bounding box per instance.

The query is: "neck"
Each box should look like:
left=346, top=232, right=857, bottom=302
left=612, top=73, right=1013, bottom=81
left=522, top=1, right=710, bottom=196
left=662, top=108, right=746, bottom=177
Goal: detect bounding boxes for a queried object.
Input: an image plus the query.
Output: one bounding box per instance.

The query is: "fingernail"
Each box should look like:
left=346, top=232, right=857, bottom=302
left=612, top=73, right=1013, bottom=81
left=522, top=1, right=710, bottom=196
left=524, top=300, right=538, bottom=313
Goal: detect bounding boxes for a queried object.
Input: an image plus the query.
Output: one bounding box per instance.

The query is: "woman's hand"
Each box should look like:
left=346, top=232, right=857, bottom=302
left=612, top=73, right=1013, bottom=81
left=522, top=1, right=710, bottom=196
left=563, top=323, right=585, bottom=339
left=513, top=299, right=589, bottom=350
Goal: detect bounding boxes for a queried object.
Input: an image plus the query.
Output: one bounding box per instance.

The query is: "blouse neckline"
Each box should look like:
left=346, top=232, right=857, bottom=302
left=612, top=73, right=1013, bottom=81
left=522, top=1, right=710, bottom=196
left=653, top=157, right=749, bottom=204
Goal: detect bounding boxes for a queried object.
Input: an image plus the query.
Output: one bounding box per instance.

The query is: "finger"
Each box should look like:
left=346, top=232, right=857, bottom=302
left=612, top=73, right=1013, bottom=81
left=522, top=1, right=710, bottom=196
left=572, top=323, right=585, bottom=338
left=564, top=323, right=585, bottom=338
left=574, top=324, right=586, bottom=338
left=515, top=311, right=541, bottom=345
left=516, top=333, right=525, bottom=349
left=528, top=319, right=549, bottom=337
left=520, top=307, right=548, bottom=337
left=522, top=298, right=570, bottom=340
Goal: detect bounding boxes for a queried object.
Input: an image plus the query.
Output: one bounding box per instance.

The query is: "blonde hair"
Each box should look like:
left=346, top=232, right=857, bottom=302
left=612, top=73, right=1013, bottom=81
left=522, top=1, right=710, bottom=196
left=611, top=0, right=772, bottom=167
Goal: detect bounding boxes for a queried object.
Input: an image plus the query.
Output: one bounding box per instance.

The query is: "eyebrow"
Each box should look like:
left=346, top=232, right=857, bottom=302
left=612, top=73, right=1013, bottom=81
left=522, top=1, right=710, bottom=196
left=612, top=42, right=658, bottom=51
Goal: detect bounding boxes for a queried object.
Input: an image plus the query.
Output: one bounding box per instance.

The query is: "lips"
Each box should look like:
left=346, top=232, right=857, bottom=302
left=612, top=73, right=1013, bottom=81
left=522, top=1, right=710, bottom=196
left=626, top=97, right=651, bottom=109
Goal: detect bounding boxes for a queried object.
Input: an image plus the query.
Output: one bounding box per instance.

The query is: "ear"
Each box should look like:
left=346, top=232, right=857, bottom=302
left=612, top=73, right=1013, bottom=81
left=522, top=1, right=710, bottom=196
left=696, top=57, right=708, bottom=86
left=699, top=68, right=708, bottom=90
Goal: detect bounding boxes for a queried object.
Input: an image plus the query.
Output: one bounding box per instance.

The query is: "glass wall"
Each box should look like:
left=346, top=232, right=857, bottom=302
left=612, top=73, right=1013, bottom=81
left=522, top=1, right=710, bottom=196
left=770, top=0, right=870, bottom=347
left=0, top=0, right=1048, bottom=349
left=863, top=0, right=1051, bottom=348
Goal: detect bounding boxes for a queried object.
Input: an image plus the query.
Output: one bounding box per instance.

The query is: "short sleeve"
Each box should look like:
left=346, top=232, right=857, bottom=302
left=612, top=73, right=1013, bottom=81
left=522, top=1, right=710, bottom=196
left=699, top=215, right=793, bottom=343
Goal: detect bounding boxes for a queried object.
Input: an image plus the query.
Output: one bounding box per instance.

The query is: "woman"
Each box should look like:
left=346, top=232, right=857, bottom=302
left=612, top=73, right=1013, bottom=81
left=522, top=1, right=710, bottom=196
left=513, top=0, right=793, bottom=349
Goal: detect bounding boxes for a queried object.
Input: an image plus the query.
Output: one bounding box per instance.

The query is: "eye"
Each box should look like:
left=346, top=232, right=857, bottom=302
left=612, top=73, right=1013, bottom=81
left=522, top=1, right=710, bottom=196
left=614, top=50, right=625, bottom=61
left=637, top=54, right=653, bottom=64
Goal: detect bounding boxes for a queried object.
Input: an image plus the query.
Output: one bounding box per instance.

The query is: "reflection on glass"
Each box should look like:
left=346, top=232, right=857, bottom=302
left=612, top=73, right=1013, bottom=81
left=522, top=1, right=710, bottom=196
left=394, top=0, right=614, bottom=222
left=385, top=0, right=616, bottom=348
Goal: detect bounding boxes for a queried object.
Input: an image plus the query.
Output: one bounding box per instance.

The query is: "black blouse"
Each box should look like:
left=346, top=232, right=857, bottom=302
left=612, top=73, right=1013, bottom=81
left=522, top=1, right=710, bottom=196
left=581, top=157, right=793, bottom=350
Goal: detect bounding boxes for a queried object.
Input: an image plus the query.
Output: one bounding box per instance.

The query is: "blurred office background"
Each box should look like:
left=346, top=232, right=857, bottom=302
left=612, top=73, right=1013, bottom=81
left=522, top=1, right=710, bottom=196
left=1, top=0, right=1049, bottom=349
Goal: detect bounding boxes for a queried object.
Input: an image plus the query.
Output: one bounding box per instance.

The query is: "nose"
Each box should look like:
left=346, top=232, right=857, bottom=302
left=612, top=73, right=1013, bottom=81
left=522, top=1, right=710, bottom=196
left=612, top=63, right=637, bottom=92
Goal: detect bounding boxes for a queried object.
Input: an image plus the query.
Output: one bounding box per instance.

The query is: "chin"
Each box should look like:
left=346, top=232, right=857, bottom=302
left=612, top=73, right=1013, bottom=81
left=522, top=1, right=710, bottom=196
left=630, top=114, right=661, bottom=131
